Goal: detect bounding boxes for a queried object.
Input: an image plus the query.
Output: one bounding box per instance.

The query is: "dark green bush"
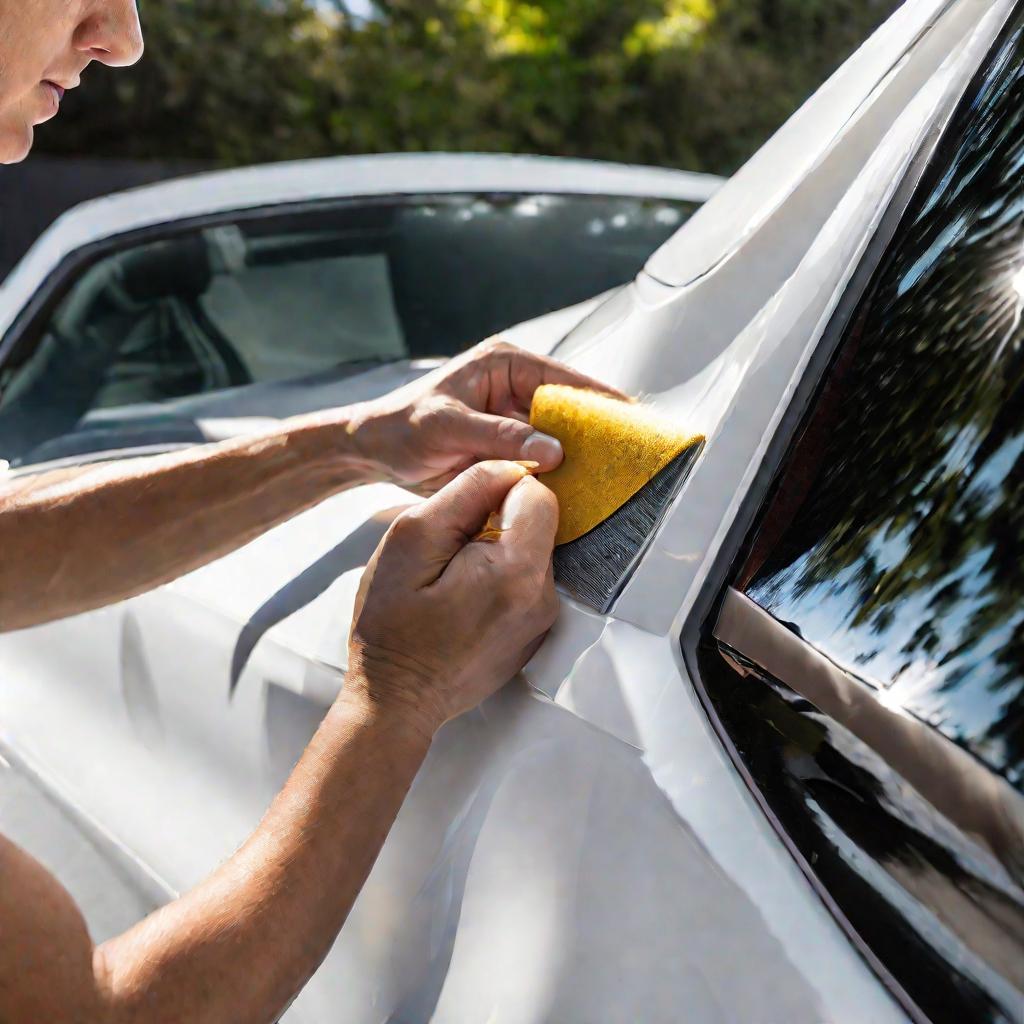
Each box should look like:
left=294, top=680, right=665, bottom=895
left=38, top=0, right=901, bottom=176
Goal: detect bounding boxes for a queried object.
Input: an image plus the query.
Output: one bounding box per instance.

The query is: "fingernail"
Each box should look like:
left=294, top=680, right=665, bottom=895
left=520, top=431, right=562, bottom=467
left=499, top=477, right=532, bottom=530
left=514, top=460, right=541, bottom=474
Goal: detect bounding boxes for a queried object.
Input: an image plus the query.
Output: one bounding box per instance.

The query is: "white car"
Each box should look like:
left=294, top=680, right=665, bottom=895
left=2, top=2, right=1023, bottom=1022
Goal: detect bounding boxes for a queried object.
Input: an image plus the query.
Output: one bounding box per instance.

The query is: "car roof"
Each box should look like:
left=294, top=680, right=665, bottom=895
left=0, top=152, right=722, bottom=337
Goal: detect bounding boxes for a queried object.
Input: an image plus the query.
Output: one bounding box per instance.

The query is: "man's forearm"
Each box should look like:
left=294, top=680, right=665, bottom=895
left=0, top=412, right=377, bottom=631
left=94, top=688, right=432, bottom=1024
left=0, top=442, right=560, bottom=1023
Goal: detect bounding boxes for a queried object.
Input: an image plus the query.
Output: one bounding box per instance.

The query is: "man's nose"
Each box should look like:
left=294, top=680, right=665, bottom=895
left=74, top=0, right=145, bottom=68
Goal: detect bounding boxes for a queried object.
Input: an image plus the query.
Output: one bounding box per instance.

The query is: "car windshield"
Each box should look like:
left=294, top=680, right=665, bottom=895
left=0, top=191, right=697, bottom=468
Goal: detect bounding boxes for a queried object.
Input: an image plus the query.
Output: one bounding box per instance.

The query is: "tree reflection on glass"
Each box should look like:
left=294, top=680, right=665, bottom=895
left=747, top=21, right=1024, bottom=787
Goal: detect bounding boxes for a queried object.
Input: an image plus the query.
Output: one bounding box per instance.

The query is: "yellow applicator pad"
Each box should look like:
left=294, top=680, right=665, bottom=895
left=530, top=384, right=705, bottom=546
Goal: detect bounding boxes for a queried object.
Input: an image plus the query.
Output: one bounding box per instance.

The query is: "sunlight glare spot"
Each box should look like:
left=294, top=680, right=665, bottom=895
left=1013, top=265, right=1024, bottom=301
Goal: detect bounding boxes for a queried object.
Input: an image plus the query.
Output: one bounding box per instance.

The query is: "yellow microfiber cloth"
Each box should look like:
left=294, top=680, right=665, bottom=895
left=530, top=384, right=705, bottom=546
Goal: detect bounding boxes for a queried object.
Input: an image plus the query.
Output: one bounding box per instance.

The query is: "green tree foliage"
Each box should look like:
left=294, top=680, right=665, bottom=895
left=38, top=0, right=900, bottom=175
left=38, top=0, right=341, bottom=165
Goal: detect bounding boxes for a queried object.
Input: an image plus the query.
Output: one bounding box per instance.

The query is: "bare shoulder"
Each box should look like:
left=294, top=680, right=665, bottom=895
left=0, top=832, right=106, bottom=1022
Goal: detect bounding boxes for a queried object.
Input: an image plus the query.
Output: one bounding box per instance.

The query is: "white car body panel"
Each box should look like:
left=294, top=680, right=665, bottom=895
left=0, top=3, right=1014, bottom=1020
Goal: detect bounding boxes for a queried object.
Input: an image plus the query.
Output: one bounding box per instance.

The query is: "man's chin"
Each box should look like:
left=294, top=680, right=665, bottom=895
left=0, top=122, right=34, bottom=165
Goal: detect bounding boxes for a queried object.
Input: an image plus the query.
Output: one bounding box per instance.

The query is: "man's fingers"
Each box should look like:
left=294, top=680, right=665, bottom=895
left=493, top=475, right=559, bottom=557
left=489, top=340, right=631, bottom=411
left=446, top=405, right=565, bottom=472
left=428, top=461, right=534, bottom=541
left=393, top=461, right=532, bottom=585
left=445, top=476, right=558, bottom=625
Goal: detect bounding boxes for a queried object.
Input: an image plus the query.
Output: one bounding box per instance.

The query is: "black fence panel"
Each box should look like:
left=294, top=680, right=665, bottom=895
left=0, top=156, right=206, bottom=281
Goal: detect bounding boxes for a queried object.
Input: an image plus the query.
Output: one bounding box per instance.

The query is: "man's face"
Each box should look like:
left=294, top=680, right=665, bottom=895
left=0, top=0, right=144, bottom=163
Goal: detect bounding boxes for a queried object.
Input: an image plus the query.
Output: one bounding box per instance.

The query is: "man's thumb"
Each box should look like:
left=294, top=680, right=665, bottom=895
left=451, top=406, right=564, bottom=472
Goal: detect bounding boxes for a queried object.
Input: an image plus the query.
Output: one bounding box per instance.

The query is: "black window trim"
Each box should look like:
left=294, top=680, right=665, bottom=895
left=678, top=6, right=1022, bottom=1023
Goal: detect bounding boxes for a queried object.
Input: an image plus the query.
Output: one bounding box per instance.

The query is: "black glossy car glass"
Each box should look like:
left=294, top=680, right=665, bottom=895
left=702, top=13, right=1024, bottom=1024
left=0, top=192, right=695, bottom=467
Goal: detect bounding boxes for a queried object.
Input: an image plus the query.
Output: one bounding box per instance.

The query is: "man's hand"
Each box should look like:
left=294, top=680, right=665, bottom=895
left=349, top=338, right=627, bottom=493
left=346, top=459, right=559, bottom=738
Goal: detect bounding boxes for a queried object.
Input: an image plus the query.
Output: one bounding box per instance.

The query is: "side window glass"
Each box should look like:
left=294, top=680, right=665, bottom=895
left=0, top=193, right=696, bottom=468
left=704, top=13, right=1024, bottom=1024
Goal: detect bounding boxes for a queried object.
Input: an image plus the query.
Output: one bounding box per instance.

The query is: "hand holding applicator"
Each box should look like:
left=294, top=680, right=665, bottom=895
left=528, top=384, right=705, bottom=610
